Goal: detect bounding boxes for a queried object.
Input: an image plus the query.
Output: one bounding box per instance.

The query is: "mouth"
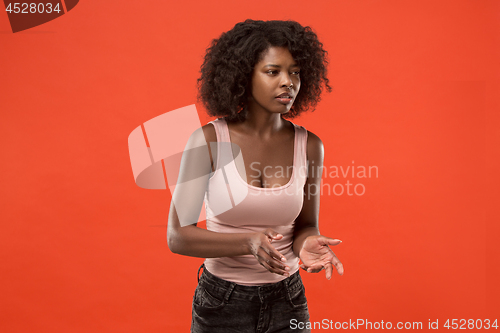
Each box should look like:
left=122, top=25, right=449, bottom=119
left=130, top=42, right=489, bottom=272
left=275, top=93, right=293, bottom=105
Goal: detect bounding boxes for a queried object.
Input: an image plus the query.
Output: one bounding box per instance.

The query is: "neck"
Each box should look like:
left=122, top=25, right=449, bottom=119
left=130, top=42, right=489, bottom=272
left=240, top=103, right=287, bottom=137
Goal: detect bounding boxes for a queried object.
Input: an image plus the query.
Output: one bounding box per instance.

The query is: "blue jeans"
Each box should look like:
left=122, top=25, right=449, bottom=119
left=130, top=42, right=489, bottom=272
left=191, top=264, right=310, bottom=333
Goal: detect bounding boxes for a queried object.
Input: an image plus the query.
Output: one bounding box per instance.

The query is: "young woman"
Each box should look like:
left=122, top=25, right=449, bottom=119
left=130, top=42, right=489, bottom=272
left=167, top=19, right=344, bottom=333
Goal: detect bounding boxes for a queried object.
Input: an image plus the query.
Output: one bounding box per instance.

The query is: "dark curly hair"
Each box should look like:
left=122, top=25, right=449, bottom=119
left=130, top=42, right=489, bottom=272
left=197, top=19, right=331, bottom=121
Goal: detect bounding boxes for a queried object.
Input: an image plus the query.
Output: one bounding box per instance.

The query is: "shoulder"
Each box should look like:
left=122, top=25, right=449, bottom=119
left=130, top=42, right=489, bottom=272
left=306, top=130, right=323, bottom=149
left=184, top=121, right=217, bottom=150
left=201, top=122, right=217, bottom=143
left=306, top=130, right=324, bottom=162
left=288, top=120, right=324, bottom=161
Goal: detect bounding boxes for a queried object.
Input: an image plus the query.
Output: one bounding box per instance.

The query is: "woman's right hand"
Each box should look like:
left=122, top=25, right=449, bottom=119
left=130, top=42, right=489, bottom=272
left=248, top=228, right=290, bottom=276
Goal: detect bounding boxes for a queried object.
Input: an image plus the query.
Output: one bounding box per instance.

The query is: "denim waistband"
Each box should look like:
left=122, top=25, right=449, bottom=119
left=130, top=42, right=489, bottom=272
left=197, top=264, right=304, bottom=303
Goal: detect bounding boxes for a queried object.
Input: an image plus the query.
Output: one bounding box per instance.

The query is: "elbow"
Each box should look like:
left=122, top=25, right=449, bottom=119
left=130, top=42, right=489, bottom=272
left=167, top=225, right=189, bottom=255
left=167, top=229, right=181, bottom=254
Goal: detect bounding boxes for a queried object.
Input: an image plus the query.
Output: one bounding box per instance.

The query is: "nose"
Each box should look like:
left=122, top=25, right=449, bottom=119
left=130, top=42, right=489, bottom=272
left=280, top=73, right=293, bottom=88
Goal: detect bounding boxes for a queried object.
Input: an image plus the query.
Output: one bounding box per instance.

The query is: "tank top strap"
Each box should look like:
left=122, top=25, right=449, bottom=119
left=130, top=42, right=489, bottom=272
left=207, top=118, right=233, bottom=171
left=208, top=118, right=230, bottom=142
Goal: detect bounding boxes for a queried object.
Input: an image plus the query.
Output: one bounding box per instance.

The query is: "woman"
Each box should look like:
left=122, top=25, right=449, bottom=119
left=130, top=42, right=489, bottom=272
left=167, top=19, right=343, bottom=333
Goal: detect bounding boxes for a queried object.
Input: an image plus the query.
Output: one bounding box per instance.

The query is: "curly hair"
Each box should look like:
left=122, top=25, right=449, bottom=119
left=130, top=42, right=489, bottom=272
left=197, top=19, right=331, bottom=121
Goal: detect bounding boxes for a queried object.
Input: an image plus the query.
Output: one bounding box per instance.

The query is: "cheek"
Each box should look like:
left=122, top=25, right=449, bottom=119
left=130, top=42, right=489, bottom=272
left=293, top=82, right=301, bottom=96
left=251, top=79, right=270, bottom=99
left=250, top=76, right=261, bottom=95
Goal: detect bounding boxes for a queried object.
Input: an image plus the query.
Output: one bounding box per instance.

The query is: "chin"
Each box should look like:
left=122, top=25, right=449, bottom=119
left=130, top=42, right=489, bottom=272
left=275, top=105, right=293, bottom=115
left=270, top=109, right=290, bottom=116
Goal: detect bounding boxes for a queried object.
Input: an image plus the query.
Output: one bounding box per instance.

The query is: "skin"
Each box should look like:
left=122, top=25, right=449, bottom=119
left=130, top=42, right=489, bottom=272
left=167, top=46, right=343, bottom=280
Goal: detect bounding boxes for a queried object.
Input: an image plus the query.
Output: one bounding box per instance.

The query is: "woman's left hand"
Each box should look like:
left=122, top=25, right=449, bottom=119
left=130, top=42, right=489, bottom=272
left=299, top=235, right=344, bottom=280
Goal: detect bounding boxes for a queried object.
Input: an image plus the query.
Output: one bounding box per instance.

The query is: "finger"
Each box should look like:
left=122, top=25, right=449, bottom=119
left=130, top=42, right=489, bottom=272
left=307, top=268, right=323, bottom=273
left=317, top=237, right=342, bottom=246
left=263, top=228, right=283, bottom=241
left=324, top=262, right=333, bottom=280
left=306, top=263, right=324, bottom=273
left=331, top=255, right=344, bottom=275
left=259, top=246, right=289, bottom=271
left=258, top=254, right=290, bottom=276
left=262, top=243, right=287, bottom=263
left=299, top=264, right=308, bottom=271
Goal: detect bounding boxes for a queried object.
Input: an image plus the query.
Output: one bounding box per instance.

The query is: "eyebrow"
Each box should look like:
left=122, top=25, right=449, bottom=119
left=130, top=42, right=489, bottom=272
left=264, top=64, right=300, bottom=68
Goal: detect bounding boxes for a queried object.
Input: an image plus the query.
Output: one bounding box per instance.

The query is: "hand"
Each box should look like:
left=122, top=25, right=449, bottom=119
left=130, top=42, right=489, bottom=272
left=299, top=235, right=343, bottom=280
left=248, top=228, right=290, bottom=277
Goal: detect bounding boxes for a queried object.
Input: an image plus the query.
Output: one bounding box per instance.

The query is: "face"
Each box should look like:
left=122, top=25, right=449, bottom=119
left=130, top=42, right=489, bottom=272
left=248, top=46, right=301, bottom=115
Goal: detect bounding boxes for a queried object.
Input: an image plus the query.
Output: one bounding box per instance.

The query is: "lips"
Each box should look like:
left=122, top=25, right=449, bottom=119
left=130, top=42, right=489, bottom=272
left=276, top=92, right=292, bottom=98
left=275, top=92, right=293, bottom=105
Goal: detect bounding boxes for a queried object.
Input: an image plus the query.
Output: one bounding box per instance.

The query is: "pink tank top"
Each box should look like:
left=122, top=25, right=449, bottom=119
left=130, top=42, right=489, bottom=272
left=203, top=118, right=308, bottom=285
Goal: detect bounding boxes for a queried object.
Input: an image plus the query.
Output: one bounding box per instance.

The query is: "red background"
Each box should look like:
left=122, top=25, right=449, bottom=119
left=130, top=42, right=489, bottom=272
left=1, top=0, right=499, bottom=331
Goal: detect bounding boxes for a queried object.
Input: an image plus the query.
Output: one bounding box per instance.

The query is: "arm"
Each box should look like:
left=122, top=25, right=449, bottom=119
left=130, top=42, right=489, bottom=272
left=292, top=131, right=344, bottom=279
left=166, top=124, right=289, bottom=276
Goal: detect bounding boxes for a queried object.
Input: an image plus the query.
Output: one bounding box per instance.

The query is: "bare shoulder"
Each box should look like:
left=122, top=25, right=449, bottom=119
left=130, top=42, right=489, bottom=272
left=201, top=122, right=217, bottom=144
left=306, top=130, right=324, bottom=161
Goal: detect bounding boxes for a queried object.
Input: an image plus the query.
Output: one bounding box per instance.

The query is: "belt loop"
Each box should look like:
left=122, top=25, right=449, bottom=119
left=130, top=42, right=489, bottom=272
left=197, top=263, right=204, bottom=282
left=224, top=283, right=235, bottom=302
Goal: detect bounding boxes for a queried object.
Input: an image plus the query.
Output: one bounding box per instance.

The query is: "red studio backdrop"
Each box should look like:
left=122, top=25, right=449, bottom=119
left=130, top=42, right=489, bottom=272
left=1, top=1, right=499, bottom=332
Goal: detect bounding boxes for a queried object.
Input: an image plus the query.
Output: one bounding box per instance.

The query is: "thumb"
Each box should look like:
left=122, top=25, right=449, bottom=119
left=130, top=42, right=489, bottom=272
left=263, top=228, right=283, bottom=240
left=317, top=236, right=342, bottom=246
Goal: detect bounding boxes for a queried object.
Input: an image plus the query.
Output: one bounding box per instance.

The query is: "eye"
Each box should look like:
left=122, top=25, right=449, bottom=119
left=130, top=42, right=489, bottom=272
left=266, top=70, right=278, bottom=75
left=291, top=70, right=300, bottom=76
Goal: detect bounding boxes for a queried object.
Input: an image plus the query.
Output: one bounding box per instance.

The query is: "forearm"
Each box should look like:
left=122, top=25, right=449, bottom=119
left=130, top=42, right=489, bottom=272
left=167, top=224, right=254, bottom=258
left=292, top=225, right=320, bottom=258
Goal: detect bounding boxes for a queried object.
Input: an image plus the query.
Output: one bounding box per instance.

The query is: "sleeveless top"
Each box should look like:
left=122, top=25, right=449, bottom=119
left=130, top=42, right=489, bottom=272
left=203, top=118, right=308, bottom=286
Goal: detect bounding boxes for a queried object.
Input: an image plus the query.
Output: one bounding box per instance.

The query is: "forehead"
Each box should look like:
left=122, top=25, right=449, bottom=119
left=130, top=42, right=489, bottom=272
left=257, top=46, right=297, bottom=65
